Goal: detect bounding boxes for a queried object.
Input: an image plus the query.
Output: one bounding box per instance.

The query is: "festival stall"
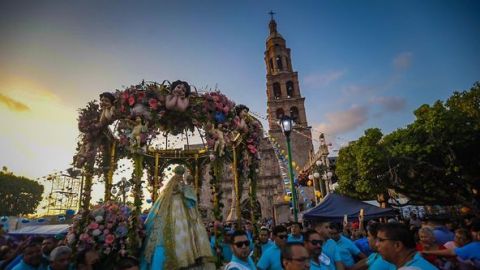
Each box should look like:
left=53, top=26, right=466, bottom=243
left=302, top=193, right=396, bottom=222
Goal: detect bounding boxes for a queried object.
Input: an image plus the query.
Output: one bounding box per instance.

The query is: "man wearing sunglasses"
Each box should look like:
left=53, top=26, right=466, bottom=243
left=304, top=230, right=335, bottom=270
left=313, top=222, right=345, bottom=270
left=257, top=225, right=288, bottom=270
left=225, top=230, right=256, bottom=270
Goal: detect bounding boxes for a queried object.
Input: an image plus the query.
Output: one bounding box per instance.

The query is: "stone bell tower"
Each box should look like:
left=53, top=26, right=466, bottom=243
left=265, top=13, right=313, bottom=168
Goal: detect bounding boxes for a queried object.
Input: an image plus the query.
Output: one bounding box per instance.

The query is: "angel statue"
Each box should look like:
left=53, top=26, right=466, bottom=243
left=95, top=92, right=116, bottom=128
left=140, top=166, right=215, bottom=270
left=165, top=80, right=191, bottom=112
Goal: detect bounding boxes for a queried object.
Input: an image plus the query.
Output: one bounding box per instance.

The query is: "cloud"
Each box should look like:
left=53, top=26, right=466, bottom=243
left=304, top=70, right=345, bottom=88
left=0, top=93, right=30, bottom=112
left=393, top=52, right=413, bottom=70
left=315, top=105, right=369, bottom=135
left=370, top=96, right=406, bottom=112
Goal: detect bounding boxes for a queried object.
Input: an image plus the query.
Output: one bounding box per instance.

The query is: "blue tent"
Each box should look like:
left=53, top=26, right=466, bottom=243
left=302, top=193, right=396, bottom=222
left=8, top=224, right=69, bottom=237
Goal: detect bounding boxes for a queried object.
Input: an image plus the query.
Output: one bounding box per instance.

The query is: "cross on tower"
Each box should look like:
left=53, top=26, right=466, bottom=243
left=268, top=10, right=276, bottom=20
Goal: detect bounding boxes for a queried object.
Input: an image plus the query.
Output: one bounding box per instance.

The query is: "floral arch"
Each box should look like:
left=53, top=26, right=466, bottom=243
left=72, top=80, right=263, bottom=253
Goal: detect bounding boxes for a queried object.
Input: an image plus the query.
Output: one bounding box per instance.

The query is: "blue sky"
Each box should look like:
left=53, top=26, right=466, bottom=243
left=0, top=0, right=479, bottom=181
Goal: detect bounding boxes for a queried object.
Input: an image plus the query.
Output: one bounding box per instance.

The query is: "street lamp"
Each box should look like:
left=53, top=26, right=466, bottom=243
left=279, top=115, right=298, bottom=222
left=315, top=160, right=327, bottom=199
left=324, top=171, right=333, bottom=194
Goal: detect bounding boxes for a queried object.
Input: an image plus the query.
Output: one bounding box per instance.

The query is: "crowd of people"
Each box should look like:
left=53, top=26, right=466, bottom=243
left=0, top=233, right=140, bottom=270
left=1, top=212, right=479, bottom=270
left=206, top=213, right=480, bottom=270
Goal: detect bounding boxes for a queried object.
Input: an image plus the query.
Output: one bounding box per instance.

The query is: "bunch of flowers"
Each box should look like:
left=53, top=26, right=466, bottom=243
left=202, top=91, right=236, bottom=123
left=67, top=201, right=145, bottom=258
left=117, top=82, right=165, bottom=120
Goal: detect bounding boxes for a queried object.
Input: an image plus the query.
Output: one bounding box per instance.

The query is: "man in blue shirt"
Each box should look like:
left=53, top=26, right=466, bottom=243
left=225, top=230, right=256, bottom=270
left=313, top=221, right=345, bottom=270
left=329, top=223, right=366, bottom=267
left=428, top=217, right=454, bottom=246
left=258, top=227, right=274, bottom=254
left=12, top=241, right=47, bottom=270
left=304, top=230, right=335, bottom=270
left=287, top=222, right=304, bottom=243
left=350, top=222, right=395, bottom=270
left=257, top=225, right=288, bottom=270
left=376, top=223, right=436, bottom=270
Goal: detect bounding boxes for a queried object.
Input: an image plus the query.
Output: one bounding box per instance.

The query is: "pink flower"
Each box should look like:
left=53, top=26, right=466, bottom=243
left=247, top=144, right=257, bottom=154
left=88, top=222, right=99, bottom=230
left=149, top=98, right=158, bottom=110
left=121, top=92, right=129, bottom=102
left=137, top=91, right=145, bottom=100
left=128, top=96, right=135, bottom=106
left=105, top=234, right=115, bottom=245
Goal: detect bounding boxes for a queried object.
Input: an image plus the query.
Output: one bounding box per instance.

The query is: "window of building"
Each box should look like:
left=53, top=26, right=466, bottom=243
left=290, top=106, right=299, bottom=122
left=276, top=108, right=284, bottom=120
left=273, top=83, right=281, bottom=99
left=276, top=55, right=283, bottom=70
left=269, top=58, right=274, bottom=73
left=286, top=81, right=294, bottom=98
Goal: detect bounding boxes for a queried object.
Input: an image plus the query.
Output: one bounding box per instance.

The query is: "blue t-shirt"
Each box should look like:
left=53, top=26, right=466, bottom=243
left=261, top=240, right=275, bottom=253
left=403, top=252, right=437, bottom=270
left=11, top=260, right=46, bottom=270
left=454, top=241, right=480, bottom=260
left=313, top=253, right=336, bottom=270
left=209, top=236, right=233, bottom=262
left=256, top=243, right=282, bottom=270
left=287, top=233, right=304, bottom=243
left=354, top=237, right=373, bottom=256
left=337, top=235, right=362, bottom=262
left=322, top=239, right=342, bottom=263
left=225, top=254, right=257, bottom=270
left=366, top=252, right=396, bottom=270
left=433, top=226, right=454, bottom=246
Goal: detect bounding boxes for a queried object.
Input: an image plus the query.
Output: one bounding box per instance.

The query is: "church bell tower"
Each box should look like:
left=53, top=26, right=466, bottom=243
left=265, top=13, right=313, bottom=168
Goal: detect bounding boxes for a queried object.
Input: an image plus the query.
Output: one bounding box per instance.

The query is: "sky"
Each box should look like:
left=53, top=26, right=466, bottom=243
left=1, top=0, right=479, bottom=187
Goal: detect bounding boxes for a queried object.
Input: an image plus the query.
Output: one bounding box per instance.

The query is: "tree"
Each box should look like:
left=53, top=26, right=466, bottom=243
left=0, top=171, right=44, bottom=216
left=336, top=82, right=480, bottom=208
left=336, top=128, right=390, bottom=203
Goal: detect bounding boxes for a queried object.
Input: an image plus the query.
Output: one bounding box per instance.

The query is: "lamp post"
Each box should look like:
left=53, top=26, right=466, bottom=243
left=279, top=115, right=298, bottom=222
left=324, top=171, right=333, bottom=194
left=111, top=177, right=131, bottom=205
left=315, top=160, right=326, bottom=199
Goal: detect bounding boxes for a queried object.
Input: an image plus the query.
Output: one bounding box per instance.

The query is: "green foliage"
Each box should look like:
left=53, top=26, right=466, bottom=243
left=0, top=171, right=44, bottom=216
left=336, top=128, right=389, bottom=201
left=336, top=82, right=480, bottom=207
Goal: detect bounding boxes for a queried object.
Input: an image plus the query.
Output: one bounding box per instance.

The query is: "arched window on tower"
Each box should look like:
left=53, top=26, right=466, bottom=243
left=286, top=81, right=294, bottom=98
left=269, top=58, right=274, bottom=73
left=290, top=106, right=299, bottom=122
left=273, top=83, right=281, bottom=99
left=276, top=108, right=284, bottom=120
left=276, top=55, right=283, bottom=71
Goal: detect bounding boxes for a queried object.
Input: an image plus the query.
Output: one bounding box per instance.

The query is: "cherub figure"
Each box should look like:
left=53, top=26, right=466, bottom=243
left=96, top=92, right=116, bottom=128
left=165, top=80, right=190, bottom=112
left=129, top=116, right=148, bottom=147
left=234, top=104, right=249, bottom=133
left=211, top=123, right=225, bottom=157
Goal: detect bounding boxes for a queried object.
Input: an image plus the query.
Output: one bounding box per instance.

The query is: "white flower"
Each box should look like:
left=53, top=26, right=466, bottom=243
left=92, top=229, right=101, bottom=236
left=95, top=216, right=104, bottom=222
